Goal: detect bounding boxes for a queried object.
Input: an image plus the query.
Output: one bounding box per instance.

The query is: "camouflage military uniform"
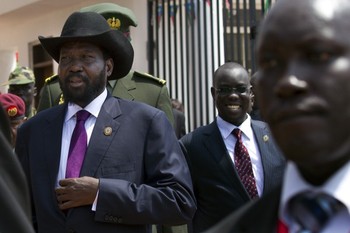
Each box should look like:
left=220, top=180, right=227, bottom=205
left=5, top=66, right=37, bottom=118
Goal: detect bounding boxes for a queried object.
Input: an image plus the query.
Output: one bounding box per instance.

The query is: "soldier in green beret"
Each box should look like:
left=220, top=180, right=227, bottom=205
left=37, top=3, right=174, bottom=127
left=6, top=66, right=37, bottom=118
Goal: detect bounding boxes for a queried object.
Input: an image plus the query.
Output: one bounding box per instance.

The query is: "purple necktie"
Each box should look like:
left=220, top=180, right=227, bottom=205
left=66, top=110, right=91, bottom=178
left=232, top=128, right=258, bottom=199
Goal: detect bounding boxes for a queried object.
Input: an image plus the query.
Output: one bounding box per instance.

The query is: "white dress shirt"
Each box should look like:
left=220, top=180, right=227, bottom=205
left=279, top=161, right=350, bottom=233
left=216, top=114, right=264, bottom=196
left=56, top=89, right=107, bottom=187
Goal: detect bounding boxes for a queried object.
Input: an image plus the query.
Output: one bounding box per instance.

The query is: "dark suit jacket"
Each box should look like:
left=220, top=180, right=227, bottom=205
left=16, top=95, right=196, bottom=233
left=204, top=186, right=281, bottom=233
left=0, top=106, right=35, bottom=233
left=172, top=108, right=186, bottom=139
left=180, top=120, right=285, bottom=233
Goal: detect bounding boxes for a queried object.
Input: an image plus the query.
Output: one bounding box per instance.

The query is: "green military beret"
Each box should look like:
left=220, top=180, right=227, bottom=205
left=80, top=3, right=138, bottom=31
left=8, top=66, right=35, bottom=85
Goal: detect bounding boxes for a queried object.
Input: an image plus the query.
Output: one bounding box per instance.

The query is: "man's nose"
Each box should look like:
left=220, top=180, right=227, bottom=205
left=274, top=60, right=309, bottom=98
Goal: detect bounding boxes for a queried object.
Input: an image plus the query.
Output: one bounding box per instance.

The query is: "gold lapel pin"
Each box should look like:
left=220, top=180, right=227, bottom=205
left=263, top=135, right=269, bottom=142
left=104, top=127, right=113, bottom=136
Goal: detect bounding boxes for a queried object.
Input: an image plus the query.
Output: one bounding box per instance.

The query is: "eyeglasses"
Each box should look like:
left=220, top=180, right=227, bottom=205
left=214, top=86, right=251, bottom=95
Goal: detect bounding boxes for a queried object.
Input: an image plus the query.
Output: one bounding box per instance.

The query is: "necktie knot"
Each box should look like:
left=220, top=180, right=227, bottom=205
left=76, top=110, right=90, bottom=122
left=288, top=191, right=346, bottom=233
left=232, top=128, right=242, bottom=139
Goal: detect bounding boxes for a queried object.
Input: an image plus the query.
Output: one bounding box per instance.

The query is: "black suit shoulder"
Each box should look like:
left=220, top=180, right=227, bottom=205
left=180, top=121, right=218, bottom=145
left=251, top=119, right=267, bottom=126
left=251, top=119, right=271, bottom=130
left=204, top=186, right=281, bottom=233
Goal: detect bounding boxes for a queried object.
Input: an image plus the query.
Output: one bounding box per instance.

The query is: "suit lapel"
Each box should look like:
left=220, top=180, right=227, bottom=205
left=252, top=120, right=281, bottom=194
left=43, top=105, right=66, bottom=188
left=204, top=122, right=250, bottom=199
left=80, top=97, right=122, bottom=177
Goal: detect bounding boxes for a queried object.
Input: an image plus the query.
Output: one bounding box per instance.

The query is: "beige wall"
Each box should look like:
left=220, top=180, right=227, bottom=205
left=0, top=0, right=148, bottom=85
left=0, top=48, right=17, bottom=93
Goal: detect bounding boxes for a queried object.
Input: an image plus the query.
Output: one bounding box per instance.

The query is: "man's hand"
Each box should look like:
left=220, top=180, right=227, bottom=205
left=55, top=176, right=99, bottom=210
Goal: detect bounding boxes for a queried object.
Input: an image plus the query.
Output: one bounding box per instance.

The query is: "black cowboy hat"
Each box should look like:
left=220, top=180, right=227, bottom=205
left=38, top=11, right=134, bottom=79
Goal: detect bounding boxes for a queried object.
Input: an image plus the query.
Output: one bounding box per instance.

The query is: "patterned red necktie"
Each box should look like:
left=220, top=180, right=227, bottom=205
left=66, top=110, right=91, bottom=178
left=232, top=128, right=259, bottom=199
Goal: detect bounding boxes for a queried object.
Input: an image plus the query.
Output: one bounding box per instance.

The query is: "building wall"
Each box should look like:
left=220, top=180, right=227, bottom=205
left=0, top=0, right=148, bottom=88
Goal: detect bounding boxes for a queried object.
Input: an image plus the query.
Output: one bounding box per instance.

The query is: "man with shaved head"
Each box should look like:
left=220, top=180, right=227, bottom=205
left=205, top=0, right=350, bottom=232
left=180, top=62, right=285, bottom=232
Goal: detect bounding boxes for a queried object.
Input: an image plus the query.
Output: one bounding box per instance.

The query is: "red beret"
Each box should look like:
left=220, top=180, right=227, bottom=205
left=0, top=93, right=25, bottom=120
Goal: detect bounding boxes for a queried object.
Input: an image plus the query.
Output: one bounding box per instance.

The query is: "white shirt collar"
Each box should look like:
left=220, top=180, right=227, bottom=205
left=65, top=88, right=107, bottom=122
left=217, top=114, right=253, bottom=141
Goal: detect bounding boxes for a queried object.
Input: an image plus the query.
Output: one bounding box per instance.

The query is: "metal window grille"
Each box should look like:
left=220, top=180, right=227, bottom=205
left=148, top=0, right=273, bottom=132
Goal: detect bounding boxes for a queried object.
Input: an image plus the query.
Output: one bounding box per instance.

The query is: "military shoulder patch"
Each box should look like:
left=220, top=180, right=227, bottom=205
left=134, top=71, right=166, bottom=85
left=44, top=74, right=58, bottom=83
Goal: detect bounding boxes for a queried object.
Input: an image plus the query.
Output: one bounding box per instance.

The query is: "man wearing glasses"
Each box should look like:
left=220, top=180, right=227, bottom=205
left=180, top=62, right=286, bottom=233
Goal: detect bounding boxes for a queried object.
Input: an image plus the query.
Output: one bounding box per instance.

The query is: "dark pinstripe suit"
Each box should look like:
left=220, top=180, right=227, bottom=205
left=180, top=119, right=286, bottom=233
left=204, top=186, right=282, bottom=233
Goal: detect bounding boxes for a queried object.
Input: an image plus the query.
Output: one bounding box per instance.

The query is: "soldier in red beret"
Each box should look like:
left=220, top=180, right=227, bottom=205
left=0, top=93, right=26, bottom=148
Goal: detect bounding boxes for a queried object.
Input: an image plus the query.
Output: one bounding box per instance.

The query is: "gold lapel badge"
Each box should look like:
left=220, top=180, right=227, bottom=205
left=104, top=127, right=113, bottom=136
left=263, top=135, right=269, bottom=142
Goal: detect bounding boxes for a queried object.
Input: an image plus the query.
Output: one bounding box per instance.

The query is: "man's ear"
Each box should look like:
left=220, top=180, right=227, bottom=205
left=106, top=58, right=114, bottom=77
left=250, top=91, right=255, bottom=107
left=250, top=91, right=254, bottom=99
left=210, top=87, right=216, bottom=99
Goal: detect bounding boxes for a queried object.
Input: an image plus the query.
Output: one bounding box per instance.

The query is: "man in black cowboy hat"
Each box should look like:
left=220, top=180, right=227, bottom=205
left=37, top=3, right=175, bottom=127
left=15, top=11, right=196, bottom=233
